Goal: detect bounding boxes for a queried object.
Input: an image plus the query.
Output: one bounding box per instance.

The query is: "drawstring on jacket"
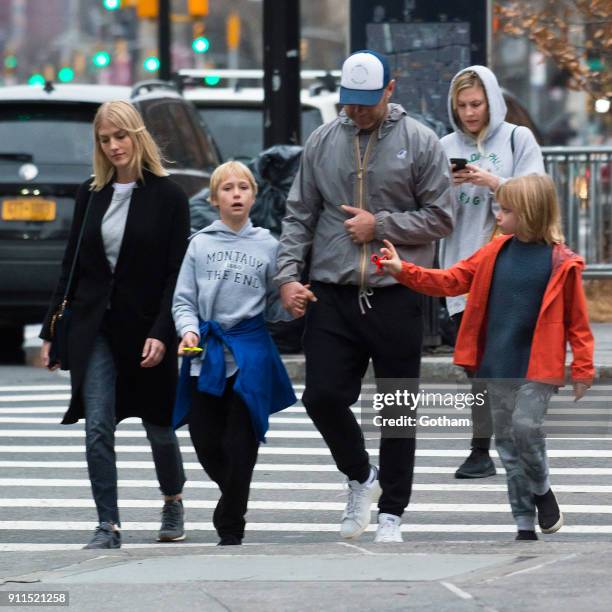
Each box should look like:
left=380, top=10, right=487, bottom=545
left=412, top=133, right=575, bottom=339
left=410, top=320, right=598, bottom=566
left=358, top=287, right=373, bottom=315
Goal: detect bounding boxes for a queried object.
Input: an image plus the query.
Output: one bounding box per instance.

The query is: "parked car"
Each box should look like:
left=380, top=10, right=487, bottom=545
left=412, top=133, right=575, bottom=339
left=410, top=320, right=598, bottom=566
left=0, top=81, right=220, bottom=360
left=179, top=69, right=340, bottom=161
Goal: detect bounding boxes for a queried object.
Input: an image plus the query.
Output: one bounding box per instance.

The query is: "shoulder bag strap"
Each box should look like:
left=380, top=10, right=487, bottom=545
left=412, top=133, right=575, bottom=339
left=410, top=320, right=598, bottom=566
left=60, top=189, right=95, bottom=303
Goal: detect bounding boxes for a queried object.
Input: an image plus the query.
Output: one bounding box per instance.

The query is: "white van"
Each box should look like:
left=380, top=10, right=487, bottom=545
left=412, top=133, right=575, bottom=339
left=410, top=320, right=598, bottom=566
left=179, top=69, right=340, bottom=161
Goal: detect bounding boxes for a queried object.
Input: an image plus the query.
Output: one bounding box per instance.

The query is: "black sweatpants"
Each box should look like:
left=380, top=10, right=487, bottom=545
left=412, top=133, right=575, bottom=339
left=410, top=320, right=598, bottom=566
left=188, top=376, right=259, bottom=540
left=451, top=312, right=493, bottom=450
left=302, top=282, right=423, bottom=517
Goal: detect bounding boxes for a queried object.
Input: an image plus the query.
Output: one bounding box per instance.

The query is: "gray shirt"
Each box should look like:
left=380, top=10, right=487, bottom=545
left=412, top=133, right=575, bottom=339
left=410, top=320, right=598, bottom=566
left=101, top=182, right=136, bottom=273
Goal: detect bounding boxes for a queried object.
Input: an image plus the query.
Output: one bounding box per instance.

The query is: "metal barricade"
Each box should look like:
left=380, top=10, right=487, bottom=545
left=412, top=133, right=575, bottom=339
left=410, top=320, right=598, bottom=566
left=542, top=146, right=612, bottom=278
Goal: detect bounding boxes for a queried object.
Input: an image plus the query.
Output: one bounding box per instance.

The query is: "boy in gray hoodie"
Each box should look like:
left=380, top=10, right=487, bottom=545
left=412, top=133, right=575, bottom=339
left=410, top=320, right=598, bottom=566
left=439, top=65, right=545, bottom=478
left=172, top=161, right=296, bottom=546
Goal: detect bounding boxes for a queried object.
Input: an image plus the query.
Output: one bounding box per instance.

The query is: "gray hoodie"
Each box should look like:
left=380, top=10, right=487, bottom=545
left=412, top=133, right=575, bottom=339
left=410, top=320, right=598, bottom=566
left=173, top=219, right=289, bottom=341
left=275, top=103, right=454, bottom=300
left=439, top=65, right=545, bottom=317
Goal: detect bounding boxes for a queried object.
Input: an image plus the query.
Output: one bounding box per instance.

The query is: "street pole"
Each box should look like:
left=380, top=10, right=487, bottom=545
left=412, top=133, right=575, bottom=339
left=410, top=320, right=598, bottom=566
left=263, top=0, right=301, bottom=149
left=159, top=0, right=171, bottom=81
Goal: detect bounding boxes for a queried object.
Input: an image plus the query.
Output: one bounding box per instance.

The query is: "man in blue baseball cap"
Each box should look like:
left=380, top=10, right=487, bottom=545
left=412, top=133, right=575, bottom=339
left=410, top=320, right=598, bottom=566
left=276, top=49, right=454, bottom=544
left=340, top=50, right=395, bottom=130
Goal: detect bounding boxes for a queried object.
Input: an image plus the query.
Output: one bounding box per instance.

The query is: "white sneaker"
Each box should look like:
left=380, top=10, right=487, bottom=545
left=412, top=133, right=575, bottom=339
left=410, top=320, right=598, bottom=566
left=340, top=466, right=382, bottom=539
left=374, top=513, right=403, bottom=543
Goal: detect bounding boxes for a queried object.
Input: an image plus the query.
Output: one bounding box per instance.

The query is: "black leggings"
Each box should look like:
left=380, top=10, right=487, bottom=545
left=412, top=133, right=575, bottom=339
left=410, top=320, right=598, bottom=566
left=302, top=282, right=423, bottom=517
left=188, top=376, right=259, bottom=540
left=451, top=312, right=493, bottom=450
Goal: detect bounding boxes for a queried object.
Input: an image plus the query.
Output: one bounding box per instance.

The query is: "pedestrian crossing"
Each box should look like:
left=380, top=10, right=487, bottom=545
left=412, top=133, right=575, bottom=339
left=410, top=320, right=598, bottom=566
left=1, top=381, right=611, bottom=551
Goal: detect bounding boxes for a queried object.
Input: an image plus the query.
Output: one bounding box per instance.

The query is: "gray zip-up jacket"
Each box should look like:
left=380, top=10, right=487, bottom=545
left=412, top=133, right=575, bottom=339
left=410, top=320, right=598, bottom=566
left=275, top=103, right=454, bottom=298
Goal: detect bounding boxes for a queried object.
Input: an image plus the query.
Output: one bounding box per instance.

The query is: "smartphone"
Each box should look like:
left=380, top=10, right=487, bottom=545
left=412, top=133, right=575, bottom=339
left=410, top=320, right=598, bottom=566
left=450, top=158, right=468, bottom=171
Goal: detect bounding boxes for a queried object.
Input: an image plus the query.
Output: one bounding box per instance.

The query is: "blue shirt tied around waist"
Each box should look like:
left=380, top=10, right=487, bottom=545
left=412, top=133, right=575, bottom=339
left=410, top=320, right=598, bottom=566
left=172, top=314, right=296, bottom=442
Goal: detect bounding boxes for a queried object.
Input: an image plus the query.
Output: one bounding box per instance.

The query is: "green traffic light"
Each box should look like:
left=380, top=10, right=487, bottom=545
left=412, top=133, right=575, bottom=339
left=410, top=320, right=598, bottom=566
left=4, top=55, right=17, bottom=69
left=143, top=56, right=160, bottom=72
left=92, top=51, right=111, bottom=68
left=103, top=0, right=121, bottom=10
left=204, top=75, right=221, bottom=86
left=28, top=74, right=45, bottom=86
left=192, top=36, right=210, bottom=54
left=58, top=67, right=75, bottom=83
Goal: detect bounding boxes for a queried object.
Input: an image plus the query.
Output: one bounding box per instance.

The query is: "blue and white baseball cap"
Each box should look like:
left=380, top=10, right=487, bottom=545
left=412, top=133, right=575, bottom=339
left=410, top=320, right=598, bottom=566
left=339, top=50, right=391, bottom=106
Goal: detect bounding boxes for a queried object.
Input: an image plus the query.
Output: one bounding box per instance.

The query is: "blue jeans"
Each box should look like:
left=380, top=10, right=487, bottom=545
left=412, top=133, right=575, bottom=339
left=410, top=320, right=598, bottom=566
left=82, top=332, right=186, bottom=526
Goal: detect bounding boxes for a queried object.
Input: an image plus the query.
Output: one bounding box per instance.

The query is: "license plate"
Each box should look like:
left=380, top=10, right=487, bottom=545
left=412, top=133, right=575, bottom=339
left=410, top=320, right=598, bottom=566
left=2, top=198, right=57, bottom=222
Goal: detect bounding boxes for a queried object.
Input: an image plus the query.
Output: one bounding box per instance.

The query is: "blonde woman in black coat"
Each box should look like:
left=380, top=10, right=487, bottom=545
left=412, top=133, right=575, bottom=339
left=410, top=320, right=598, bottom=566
left=40, top=101, right=190, bottom=549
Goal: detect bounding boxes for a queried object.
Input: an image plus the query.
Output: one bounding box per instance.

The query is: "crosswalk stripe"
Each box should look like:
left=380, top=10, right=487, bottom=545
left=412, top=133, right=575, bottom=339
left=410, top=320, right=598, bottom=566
left=1, top=445, right=612, bottom=458
left=0, top=386, right=70, bottom=392
left=0, top=430, right=324, bottom=438
left=1, top=460, right=612, bottom=475
left=0, top=394, right=72, bottom=402
left=2, top=521, right=612, bottom=533
left=2, top=411, right=611, bottom=424
left=2, top=499, right=612, bottom=513
left=1, top=478, right=612, bottom=493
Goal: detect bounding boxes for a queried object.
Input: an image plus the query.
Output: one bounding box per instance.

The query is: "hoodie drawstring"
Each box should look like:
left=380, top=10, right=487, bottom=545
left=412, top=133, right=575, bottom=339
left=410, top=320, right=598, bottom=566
left=358, top=287, right=373, bottom=315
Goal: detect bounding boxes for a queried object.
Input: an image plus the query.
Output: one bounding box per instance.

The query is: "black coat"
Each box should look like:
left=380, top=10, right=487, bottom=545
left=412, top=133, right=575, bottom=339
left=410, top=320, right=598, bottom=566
left=41, top=172, right=190, bottom=426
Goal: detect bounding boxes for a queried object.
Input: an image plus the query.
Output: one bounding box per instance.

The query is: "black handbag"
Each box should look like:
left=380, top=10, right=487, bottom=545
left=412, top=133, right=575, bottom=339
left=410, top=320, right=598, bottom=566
left=48, top=191, right=94, bottom=370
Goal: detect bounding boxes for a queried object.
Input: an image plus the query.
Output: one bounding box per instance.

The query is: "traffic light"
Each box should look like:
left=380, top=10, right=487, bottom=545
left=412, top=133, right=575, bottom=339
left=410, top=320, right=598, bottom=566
left=137, top=0, right=157, bottom=18
left=58, top=67, right=75, bottom=83
left=204, top=75, right=220, bottom=86
left=188, top=0, right=208, bottom=17
left=92, top=51, right=112, bottom=68
left=103, top=0, right=121, bottom=10
left=192, top=37, right=210, bottom=54
left=227, top=13, right=241, bottom=50
left=143, top=56, right=160, bottom=72
left=28, top=74, right=45, bottom=86
left=4, top=55, right=17, bottom=70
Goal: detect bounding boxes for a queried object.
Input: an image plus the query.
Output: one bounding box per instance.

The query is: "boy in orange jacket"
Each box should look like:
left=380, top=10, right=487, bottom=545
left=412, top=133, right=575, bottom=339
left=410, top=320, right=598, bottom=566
left=379, top=174, right=594, bottom=541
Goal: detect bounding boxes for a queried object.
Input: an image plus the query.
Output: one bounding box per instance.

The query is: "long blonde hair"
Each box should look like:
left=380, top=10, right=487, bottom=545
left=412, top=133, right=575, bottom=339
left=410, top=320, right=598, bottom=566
left=450, top=70, right=490, bottom=153
left=495, top=174, right=565, bottom=245
left=91, top=101, right=167, bottom=190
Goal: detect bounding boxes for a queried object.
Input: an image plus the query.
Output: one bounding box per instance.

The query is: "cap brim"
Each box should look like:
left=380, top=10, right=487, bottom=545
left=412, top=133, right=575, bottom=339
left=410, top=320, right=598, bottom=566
left=339, top=86, right=384, bottom=106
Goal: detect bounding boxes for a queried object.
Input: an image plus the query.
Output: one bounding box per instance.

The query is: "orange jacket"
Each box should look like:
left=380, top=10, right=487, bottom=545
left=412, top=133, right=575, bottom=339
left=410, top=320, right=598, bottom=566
left=395, top=235, right=594, bottom=385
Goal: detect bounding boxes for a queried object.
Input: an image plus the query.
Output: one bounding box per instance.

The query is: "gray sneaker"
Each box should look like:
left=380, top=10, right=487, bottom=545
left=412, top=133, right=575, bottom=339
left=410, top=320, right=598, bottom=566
left=83, top=522, right=121, bottom=549
left=158, top=499, right=186, bottom=542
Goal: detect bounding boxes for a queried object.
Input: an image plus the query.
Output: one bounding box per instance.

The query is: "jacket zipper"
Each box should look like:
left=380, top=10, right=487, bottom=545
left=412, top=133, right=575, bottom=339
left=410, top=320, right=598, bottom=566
left=354, top=131, right=377, bottom=314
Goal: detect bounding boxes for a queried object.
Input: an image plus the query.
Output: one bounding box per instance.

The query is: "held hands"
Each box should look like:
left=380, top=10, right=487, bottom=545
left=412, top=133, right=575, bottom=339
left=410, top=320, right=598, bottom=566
left=280, top=281, right=317, bottom=319
left=573, top=381, right=589, bottom=402
left=40, top=340, right=59, bottom=371
left=341, top=205, right=376, bottom=244
left=377, top=239, right=402, bottom=275
left=178, top=331, right=200, bottom=357
left=452, top=164, right=500, bottom=191
left=141, top=337, right=166, bottom=368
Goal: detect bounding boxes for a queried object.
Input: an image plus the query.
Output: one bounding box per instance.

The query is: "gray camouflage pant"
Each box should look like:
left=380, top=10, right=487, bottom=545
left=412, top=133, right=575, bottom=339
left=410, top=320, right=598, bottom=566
left=488, top=381, right=556, bottom=530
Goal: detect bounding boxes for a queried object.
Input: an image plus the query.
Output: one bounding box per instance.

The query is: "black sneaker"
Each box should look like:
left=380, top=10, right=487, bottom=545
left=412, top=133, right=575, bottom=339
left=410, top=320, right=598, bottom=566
left=534, top=489, right=563, bottom=533
left=158, top=499, right=186, bottom=542
left=515, top=530, right=538, bottom=541
left=83, top=522, right=121, bottom=549
left=217, top=535, right=242, bottom=546
left=455, top=448, right=497, bottom=479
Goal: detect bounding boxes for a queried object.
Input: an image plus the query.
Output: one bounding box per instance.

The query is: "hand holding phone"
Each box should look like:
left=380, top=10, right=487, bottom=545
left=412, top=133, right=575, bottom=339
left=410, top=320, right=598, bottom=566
left=450, top=158, right=468, bottom=172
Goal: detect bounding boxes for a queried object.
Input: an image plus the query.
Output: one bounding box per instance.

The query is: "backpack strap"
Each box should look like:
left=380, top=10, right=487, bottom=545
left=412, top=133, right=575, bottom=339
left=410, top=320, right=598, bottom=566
left=510, top=125, right=518, bottom=155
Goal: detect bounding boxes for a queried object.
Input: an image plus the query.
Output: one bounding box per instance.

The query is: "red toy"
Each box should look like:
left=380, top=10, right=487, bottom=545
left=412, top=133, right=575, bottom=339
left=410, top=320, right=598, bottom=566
left=371, top=254, right=388, bottom=274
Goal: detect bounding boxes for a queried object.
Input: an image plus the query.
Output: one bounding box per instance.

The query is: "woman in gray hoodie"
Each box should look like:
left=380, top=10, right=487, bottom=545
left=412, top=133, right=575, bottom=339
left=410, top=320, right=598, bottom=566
left=439, top=65, right=545, bottom=479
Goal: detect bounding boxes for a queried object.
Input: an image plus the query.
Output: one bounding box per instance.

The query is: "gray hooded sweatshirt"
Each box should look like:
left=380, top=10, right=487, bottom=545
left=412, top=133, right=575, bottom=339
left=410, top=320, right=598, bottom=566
left=275, top=103, right=454, bottom=310
left=173, top=219, right=289, bottom=375
left=439, top=65, right=545, bottom=317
